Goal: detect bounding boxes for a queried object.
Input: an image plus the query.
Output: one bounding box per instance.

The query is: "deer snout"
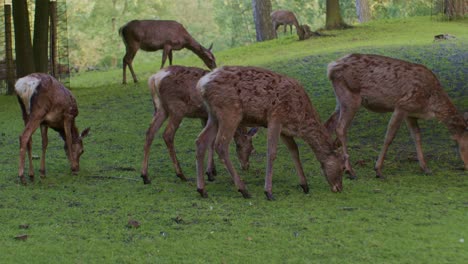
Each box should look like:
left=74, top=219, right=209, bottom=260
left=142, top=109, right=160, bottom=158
left=71, top=165, right=80, bottom=175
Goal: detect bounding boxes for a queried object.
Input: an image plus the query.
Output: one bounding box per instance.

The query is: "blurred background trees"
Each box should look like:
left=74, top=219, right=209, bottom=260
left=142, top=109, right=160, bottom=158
left=62, top=0, right=464, bottom=70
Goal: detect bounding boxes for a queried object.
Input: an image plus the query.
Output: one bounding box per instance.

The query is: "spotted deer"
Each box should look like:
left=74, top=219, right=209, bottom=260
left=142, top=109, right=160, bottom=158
left=15, top=73, right=90, bottom=185
left=119, top=20, right=216, bottom=84
left=325, top=53, right=468, bottom=179
left=196, top=66, right=344, bottom=200
left=141, top=66, right=257, bottom=184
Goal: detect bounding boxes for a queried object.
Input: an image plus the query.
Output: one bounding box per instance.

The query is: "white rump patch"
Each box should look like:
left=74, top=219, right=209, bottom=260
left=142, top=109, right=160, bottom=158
left=148, top=68, right=171, bottom=109
left=197, top=67, right=222, bottom=95
left=15, top=76, right=41, bottom=114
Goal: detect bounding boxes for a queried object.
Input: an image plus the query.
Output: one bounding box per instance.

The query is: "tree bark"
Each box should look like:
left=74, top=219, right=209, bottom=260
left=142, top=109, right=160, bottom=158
left=12, top=0, right=35, bottom=77
left=325, top=0, right=349, bottom=29
left=444, top=0, right=466, bottom=19
left=356, top=0, right=371, bottom=23
left=33, top=0, right=50, bottom=73
left=251, top=0, right=275, bottom=42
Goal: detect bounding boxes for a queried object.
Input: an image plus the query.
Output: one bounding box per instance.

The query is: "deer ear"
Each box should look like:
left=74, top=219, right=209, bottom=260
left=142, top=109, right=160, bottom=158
left=80, top=127, right=91, bottom=138
left=208, top=43, right=213, bottom=51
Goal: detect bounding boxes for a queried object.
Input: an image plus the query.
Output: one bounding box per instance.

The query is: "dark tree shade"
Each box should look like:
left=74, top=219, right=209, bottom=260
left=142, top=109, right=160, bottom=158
left=12, top=0, right=35, bottom=77
left=33, top=0, right=50, bottom=73
left=252, top=0, right=275, bottom=42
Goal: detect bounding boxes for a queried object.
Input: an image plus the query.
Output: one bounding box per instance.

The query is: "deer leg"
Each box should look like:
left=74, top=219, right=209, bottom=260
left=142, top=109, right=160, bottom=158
left=39, top=124, right=48, bottom=178
left=161, top=45, right=171, bottom=69
left=375, top=109, right=406, bottom=178
left=214, top=118, right=250, bottom=198
left=264, top=121, right=282, bottom=200
left=281, top=134, right=309, bottom=194
left=196, top=116, right=218, bottom=198
left=283, top=25, right=287, bottom=34
left=163, top=114, right=187, bottom=181
left=168, top=50, right=173, bottom=66
left=201, top=119, right=217, bottom=181
left=123, top=47, right=138, bottom=84
left=141, top=109, right=168, bottom=184
left=18, top=118, right=42, bottom=185
left=333, top=82, right=361, bottom=179
left=405, top=117, right=431, bottom=174
left=290, top=25, right=293, bottom=34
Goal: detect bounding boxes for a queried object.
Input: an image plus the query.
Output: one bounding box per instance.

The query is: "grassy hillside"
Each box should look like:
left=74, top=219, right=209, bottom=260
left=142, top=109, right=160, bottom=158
left=0, top=16, right=467, bottom=263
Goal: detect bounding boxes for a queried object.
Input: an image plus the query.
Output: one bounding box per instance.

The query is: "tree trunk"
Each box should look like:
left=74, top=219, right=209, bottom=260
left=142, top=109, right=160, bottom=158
left=444, top=0, right=466, bottom=19
left=356, top=0, right=371, bottom=23
left=4, top=4, right=15, bottom=94
left=12, top=0, right=35, bottom=77
left=33, top=0, right=50, bottom=73
left=325, top=0, right=349, bottom=29
left=49, top=0, right=58, bottom=77
left=251, top=0, right=275, bottom=42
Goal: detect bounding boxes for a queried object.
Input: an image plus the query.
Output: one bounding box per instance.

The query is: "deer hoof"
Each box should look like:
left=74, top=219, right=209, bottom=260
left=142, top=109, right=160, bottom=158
left=141, top=175, right=151, bottom=184
left=375, top=170, right=385, bottom=179
left=197, top=188, right=208, bottom=198
left=239, top=189, right=251, bottom=199
left=39, top=169, right=46, bottom=178
left=264, top=191, right=275, bottom=201
left=18, top=175, right=27, bottom=186
left=206, top=171, right=216, bottom=182
left=176, top=173, right=187, bottom=182
left=29, top=174, right=35, bottom=182
left=300, top=184, right=309, bottom=194
left=422, top=168, right=432, bottom=175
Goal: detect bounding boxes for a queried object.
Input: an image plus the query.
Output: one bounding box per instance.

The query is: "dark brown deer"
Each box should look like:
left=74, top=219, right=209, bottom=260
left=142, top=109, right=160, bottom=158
left=119, top=20, right=217, bottom=84
left=325, top=53, right=468, bottom=179
left=141, top=66, right=257, bottom=184
left=271, top=10, right=305, bottom=40
left=15, top=73, right=90, bottom=185
left=196, top=66, right=344, bottom=200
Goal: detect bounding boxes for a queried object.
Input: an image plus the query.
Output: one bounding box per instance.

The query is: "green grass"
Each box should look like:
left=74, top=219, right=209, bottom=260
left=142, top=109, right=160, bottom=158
left=0, top=16, right=467, bottom=263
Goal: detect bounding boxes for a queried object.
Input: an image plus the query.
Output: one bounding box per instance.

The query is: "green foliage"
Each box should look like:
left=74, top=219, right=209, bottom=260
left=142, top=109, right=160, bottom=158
left=1, top=16, right=467, bottom=263
left=65, top=0, right=445, bottom=69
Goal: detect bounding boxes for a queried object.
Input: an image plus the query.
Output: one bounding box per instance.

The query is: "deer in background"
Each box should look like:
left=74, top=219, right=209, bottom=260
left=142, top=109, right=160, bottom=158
left=325, top=53, right=468, bottom=179
left=271, top=10, right=305, bottom=40
left=15, top=73, right=90, bottom=185
left=119, top=20, right=217, bottom=84
left=141, top=66, right=257, bottom=185
left=196, top=66, right=344, bottom=200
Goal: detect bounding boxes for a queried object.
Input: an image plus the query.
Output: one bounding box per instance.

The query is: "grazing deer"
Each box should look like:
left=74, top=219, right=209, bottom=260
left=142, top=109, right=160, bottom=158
left=119, top=20, right=217, bottom=84
left=196, top=66, right=344, bottom=200
left=325, top=53, right=468, bottom=179
left=141, top=66, right=257, bottom=185
left=15, top=73, right=90, bottom=185
left=271, top=10, right=305, bottom=40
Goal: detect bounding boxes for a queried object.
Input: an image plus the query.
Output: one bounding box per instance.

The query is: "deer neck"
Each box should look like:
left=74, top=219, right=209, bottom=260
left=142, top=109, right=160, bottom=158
left=432, top=96, right=466, bottom=137
left=185, top=40, right=210, bottom=63
left=300, top=112, right=337, bottom=162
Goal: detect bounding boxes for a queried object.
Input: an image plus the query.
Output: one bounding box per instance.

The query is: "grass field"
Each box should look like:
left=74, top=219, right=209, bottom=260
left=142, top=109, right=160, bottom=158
left=0, top=16, right=467, bottom=263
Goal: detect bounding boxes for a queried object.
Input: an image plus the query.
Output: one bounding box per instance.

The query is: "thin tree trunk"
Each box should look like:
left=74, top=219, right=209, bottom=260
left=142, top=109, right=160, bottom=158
left=33, top=0, right=50, bottom=73
left=325, top=0, right=349, bottom=29
left=12, top=0, right=35, bottom=77
left=444, top=0, right=466, bottom=19
left=252, top=0, right=275, bottom=42
left=356, top=0, right=371, bottom=23
left=4, top=4, right=15, bottom=94
left=49, top=0, right=58, bottom=77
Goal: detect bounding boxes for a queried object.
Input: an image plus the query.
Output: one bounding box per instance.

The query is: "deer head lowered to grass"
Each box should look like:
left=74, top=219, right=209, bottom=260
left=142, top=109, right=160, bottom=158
left=195, top=66, right=345, bottom=200
left=325, top=53, right=468, bottom=179
left=119, top=20, right=216, bottom=84
left=141, top=66, right=257, bottom=185
left=15, top=73, right=90, bottom=185
left=270, top=10, right=305, bottom=40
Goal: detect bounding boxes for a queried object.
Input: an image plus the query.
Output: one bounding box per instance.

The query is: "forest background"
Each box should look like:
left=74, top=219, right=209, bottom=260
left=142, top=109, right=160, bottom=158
left=67, top=0, right=449, bottom=70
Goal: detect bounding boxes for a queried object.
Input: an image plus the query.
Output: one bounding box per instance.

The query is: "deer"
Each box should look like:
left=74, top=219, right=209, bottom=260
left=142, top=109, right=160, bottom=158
left=195, top=66, right=345, bottom=200
left=270, top=10, right=305, bottom=40
left=119, top=20, right=217, bottom=84
left=15, top=73, right=90, bottom=185
left=325, top=53, right=468, bottom=179
left=141, top=66, right=258, bottom=185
